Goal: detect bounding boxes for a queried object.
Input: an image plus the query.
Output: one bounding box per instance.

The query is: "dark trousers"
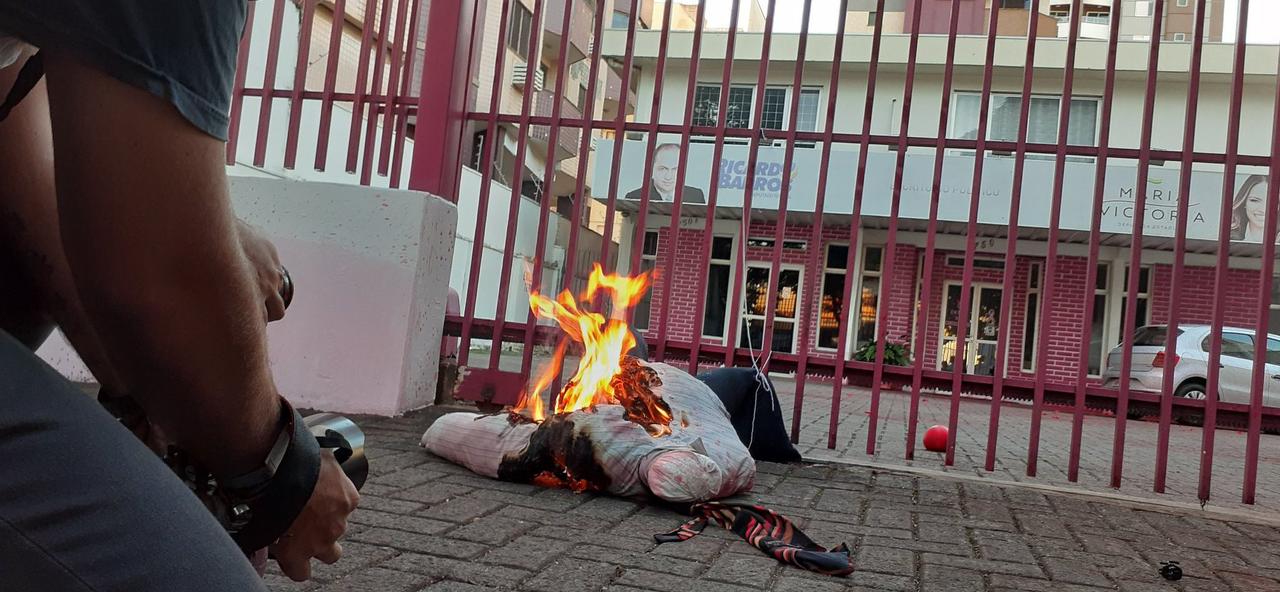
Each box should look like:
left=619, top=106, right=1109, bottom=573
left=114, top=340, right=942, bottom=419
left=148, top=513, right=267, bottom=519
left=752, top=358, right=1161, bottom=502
left=0, top=331, right=267, bottom=591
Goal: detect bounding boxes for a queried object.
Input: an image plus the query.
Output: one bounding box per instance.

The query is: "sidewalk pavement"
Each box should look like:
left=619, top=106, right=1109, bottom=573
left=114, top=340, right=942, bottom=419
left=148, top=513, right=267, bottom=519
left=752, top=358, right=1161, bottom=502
left=264, top=412, right=1280, bottom=592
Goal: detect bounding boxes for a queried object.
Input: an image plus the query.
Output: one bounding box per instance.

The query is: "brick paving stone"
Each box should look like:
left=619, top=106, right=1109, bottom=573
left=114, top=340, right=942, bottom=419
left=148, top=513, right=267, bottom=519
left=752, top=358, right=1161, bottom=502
left=417, top=494, right=507, bottom=523
left=568, top=544, right=703, bottom=577
left=921, top=552, right=1045, bottom=578
left=527, top=525, right=656, bottom=552
left=380, top=552, right=533, bottom=587
left=415, top=581, right=491, bottom=592
left=920, top=564, right=987, bottom=592
left=701, top=551, right=778, bottom=586
left=372, top=467, right=451, bottom=490
left=359, top=495, right=427, bottom=515
left=478, top=535, right=573, bottom=571
left=973, top=530, right=1039, bottom=564
left=1040, top=557, right=1115, bottom=587
left=391, top=483, right=478, bottom=505
left=313, top=567, right=430, bottom=592
left=348, top=527, right=487, bottom=559
left=525, top=559, right=621, bottom=592
left=988, top=574, right=1112, bottom=592
left=447, top=513, right=537, bottom=545
left=856, top=545, right=916, bottom=576
left=349, top=509, right=452, bottom=534
left=769, top=574, right=845, bottom=592
left=308, top=541, right=400, bottom=582
left=612, top=568, right=760, bottom=591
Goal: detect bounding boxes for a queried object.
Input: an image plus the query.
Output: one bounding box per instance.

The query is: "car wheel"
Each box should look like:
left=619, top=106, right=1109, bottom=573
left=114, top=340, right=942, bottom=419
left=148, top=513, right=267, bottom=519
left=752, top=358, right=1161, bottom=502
left=1174, top=381, right=1209, bottom=426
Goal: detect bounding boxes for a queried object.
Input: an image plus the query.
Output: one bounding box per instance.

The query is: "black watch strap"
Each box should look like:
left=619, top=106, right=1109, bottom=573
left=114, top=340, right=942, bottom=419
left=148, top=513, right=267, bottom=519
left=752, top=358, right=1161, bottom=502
left=229, top=401, right=321, bottom=553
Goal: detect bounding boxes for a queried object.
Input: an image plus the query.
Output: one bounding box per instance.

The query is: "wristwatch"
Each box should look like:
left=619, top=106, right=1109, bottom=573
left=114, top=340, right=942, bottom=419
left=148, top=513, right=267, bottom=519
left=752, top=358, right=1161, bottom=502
left=220, top=402, right=295, bottom=497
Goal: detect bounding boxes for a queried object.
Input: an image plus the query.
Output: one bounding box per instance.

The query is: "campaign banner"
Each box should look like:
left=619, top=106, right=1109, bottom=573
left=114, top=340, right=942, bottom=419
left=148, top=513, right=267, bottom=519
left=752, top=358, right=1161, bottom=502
left=594, top=138, right=1272, bottom=244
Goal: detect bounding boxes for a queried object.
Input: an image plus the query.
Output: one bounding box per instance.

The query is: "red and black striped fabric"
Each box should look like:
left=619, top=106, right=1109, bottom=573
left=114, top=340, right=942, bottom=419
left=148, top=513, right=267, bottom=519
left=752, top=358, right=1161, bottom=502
left=654, top=502, right=854, bottom=577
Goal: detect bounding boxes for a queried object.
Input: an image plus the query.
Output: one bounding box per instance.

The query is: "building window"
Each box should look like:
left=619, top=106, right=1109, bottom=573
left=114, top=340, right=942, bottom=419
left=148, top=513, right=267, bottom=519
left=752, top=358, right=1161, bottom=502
left=867, top=11, right=878, bottom=26
left=761, top=88, right=787, bottom=131
left=508, top=3, right=535, bottom=59
left=1089, top=263, right=1110, bottom=376
left=1176, top=0, right=1189, bottom=6
left=1120, top=266, right=1153, bottom=335
left=818, top=244, right=849, bottom=350
left=611, top=10, right=630, bottom=29
left=693, top=85, right=821, bottom=133
left=857, top=246, right=884, bottom=348
left=703, top=236, right=735, bottom=339
left=633, top=231, right=659, bottom=331
left=740, top=266, right=802, bottom=354
left=692, top=84, right=753, bottom=129
left=1022, top=263, right=1042, bottom=372
left=796, top=88, right=820, bottom=132
left=1269, top=277, right=1280, bottom=335
left=1172, top=32, right=1187, bottom=41
left=1135, top=1, right=1153, bottom=17
left=951, top=92, right=1100, bottom=147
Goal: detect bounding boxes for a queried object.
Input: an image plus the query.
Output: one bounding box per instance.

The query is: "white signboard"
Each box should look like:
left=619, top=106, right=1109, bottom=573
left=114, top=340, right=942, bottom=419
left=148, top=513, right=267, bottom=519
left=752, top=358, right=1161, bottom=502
left=594, top=138, right=1273, bottom=244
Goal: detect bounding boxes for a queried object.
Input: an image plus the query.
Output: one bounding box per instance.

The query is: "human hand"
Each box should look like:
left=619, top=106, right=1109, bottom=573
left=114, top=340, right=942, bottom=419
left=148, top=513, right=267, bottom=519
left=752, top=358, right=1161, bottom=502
left=235, top=219, right=288, bottom=322
left=269, top=450, right=360, bottom=581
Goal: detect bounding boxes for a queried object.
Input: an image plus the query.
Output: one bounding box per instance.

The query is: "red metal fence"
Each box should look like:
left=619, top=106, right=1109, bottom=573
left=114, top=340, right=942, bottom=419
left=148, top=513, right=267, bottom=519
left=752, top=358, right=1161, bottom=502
left=230, top=0, right=1280, bottom=506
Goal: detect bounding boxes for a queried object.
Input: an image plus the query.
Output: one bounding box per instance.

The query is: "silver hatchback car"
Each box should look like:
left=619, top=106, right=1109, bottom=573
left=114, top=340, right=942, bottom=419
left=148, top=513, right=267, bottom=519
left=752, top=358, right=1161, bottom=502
left=1101, top=325, right=1280, bottom=406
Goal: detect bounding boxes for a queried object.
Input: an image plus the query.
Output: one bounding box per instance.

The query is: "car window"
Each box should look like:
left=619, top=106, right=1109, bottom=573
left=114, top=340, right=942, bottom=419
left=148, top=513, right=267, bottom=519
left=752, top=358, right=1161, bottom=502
left=1132, top=326, right=1180, bottom=347
left=1218, top=333, right=1255, bottom=361
left=1203, top=333, right=1255, bottom=360
left=1268, top=338, right=1280, bottom=366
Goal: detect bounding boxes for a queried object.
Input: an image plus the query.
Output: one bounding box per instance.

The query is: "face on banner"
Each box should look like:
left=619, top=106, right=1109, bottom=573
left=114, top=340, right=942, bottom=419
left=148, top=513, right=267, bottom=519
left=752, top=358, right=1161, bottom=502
left=623, top=144, right=707, bottom=205
left=1231, top=175, right=1274, bottom=244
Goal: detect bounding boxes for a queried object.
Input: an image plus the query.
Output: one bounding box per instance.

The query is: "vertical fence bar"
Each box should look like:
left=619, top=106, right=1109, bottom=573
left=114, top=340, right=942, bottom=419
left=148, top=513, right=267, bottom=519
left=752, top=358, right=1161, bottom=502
left=1153, top=0, right=1207, bottom=493
left=283, top=0, right=319, bottom=169
left=624, top=0, right=678, bottom=321
left=1200, top=0, right=1251, bottom=502
left=1028, top=0, right=1083, bottom=477
left=314, top=0, right=349, bottom=171
left=408, top=0, right=476, bottom=197
left=1067, top=3, right=1124, bottom=482
left=866, top=0, right=925, bottom=456
left=686, top=0, right=744, bottom=375
left=345, top=0, right=385, bottom=173
left=359, top=0, right=399, bottom=184
left=828, top=0, right=888, bottom=448
left=486, top=0, right=547, bottom=371
left=653, top=0, right=709, bottom=362
left=456, top=0, right=514, bottom=366
left=389, top=0, right=427, bottom=189
left=368, top=0, right=411, bottom=181
left=758, top=0, right=814, bottom=373
left=226, top=1, right=257, bottom=165
left=907, top=0, right=963, bottom=463
left=376, top=0, right=413, bottom=177
left=252, top=0, right=288, bottom=168
left=518, top=0, right=581, bottom=378
left=986, top=0, right=1042, bottom=472
left=595, top=0, right=644, bottom=274
left=1244, top=47, right=1280, bottom=504
left=1113, top=0, right=1166, bottom=488
left=793, top=0, right=851, bottom=444
left=720, top=0, right=780, bottom=370
left=559, top=0, right=610, bottom=295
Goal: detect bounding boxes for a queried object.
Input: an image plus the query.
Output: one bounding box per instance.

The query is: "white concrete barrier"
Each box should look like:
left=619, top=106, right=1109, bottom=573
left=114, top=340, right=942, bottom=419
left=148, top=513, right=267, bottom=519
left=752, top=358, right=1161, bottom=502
left=37, top=177, right=457, bottom=416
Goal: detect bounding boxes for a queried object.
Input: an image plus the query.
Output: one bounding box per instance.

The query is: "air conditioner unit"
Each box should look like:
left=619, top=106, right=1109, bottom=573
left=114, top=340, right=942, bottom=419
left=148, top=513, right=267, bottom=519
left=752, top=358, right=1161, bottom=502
left=512, top=61, right=545, bottom=92
left=1135, top=0, right=1152, bottom=17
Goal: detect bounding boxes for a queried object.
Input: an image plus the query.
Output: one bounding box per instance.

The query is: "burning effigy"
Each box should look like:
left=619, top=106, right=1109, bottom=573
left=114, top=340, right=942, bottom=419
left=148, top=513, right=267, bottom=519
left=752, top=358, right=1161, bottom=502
left=422, top=265, right=755, bottom=503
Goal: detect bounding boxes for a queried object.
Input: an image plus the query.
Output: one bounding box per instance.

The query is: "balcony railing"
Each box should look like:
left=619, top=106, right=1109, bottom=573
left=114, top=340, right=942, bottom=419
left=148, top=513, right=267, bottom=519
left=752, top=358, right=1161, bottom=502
left=529, top=90, right=582, bottom=159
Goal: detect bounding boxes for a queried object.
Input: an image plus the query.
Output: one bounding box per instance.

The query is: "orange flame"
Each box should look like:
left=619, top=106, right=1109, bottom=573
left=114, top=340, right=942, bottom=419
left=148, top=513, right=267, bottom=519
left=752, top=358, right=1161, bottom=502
left=513, top=264, right=663, bottom=428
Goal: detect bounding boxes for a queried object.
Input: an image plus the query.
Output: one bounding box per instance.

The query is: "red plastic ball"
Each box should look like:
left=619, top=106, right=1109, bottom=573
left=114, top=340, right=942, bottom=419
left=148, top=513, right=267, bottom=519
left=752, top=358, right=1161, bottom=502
left=923, top=425, right=948, bottom=453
